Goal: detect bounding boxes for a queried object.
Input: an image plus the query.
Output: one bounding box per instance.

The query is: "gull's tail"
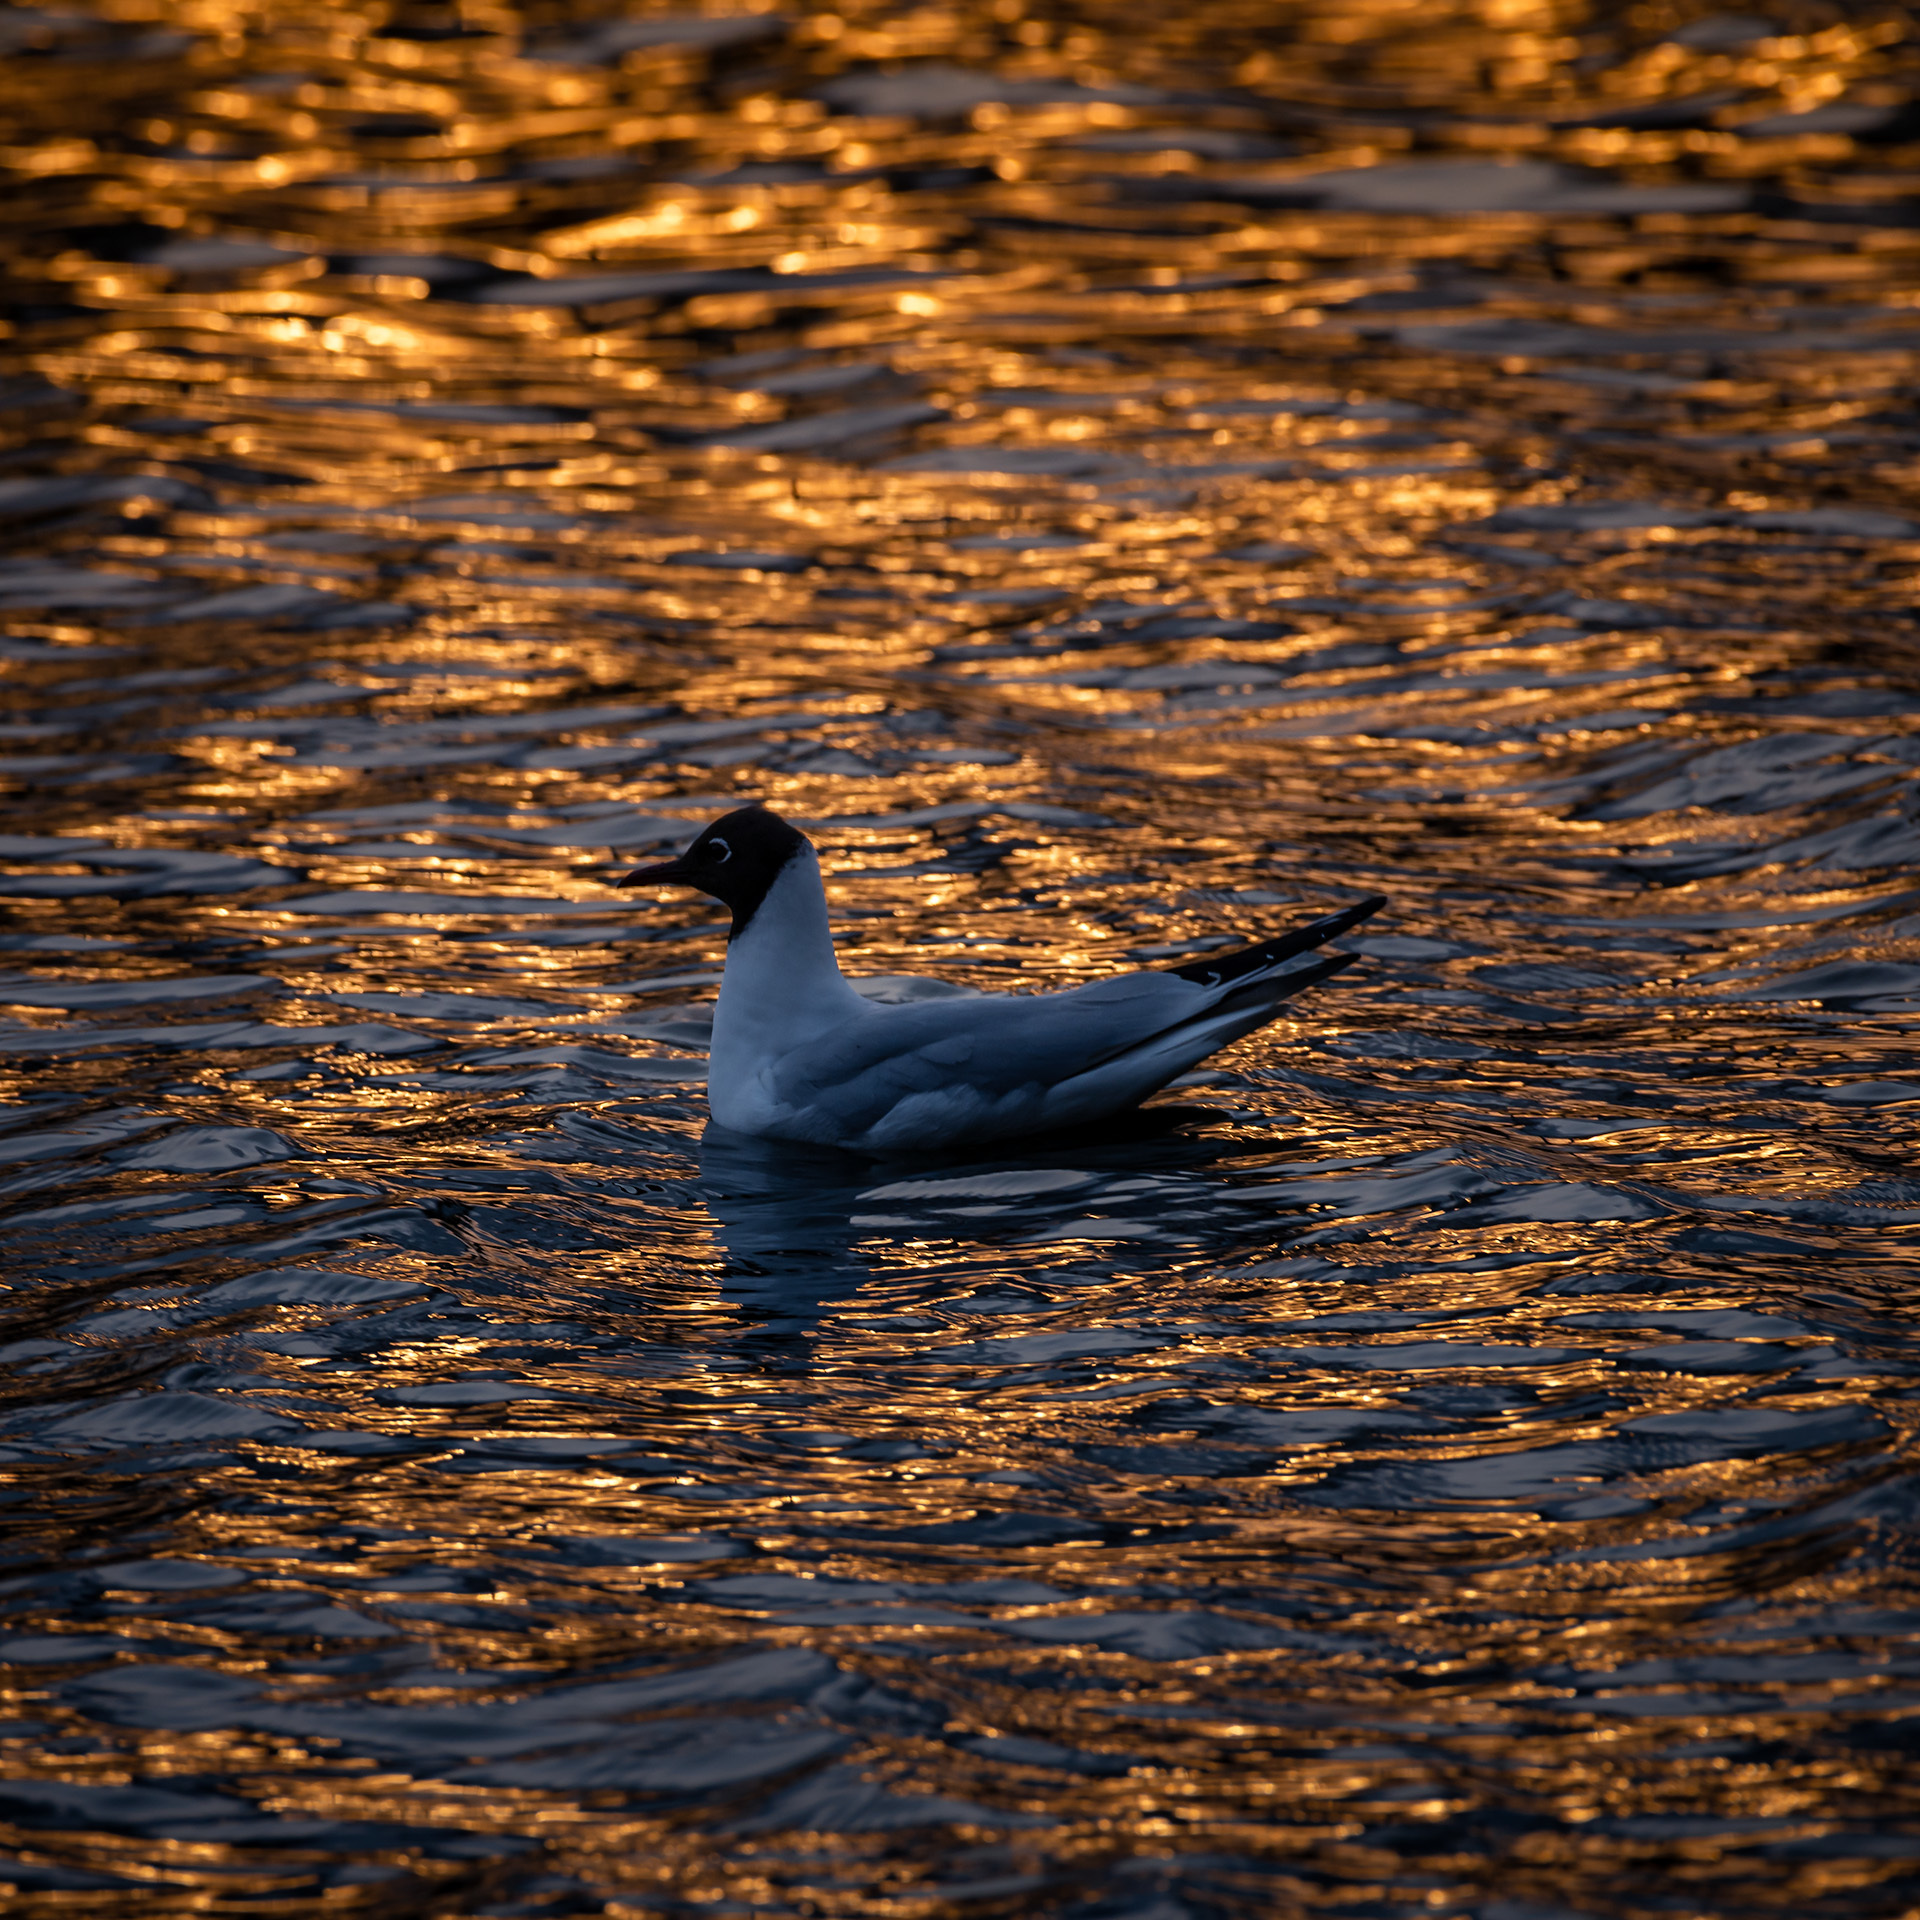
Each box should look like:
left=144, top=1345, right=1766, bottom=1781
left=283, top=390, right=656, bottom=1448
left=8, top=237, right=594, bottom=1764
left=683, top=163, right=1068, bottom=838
left=1031, top=893, right=1388, bottom=1132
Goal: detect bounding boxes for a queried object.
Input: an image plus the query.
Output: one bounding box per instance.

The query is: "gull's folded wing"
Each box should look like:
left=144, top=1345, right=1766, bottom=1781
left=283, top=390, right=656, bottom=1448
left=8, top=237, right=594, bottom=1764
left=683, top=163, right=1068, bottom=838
left=766, top=895, right=1385, bottom=1140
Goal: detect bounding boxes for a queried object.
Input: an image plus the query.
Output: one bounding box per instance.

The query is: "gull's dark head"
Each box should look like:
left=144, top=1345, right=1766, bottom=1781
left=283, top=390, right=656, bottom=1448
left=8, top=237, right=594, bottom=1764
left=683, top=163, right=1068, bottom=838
left=617, top=804, right=812, bottom=937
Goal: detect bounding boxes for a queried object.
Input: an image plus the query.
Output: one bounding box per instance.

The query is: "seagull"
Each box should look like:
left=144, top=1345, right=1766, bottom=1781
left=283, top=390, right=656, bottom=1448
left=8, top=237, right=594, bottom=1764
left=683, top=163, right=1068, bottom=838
left=619, top=805, right=1383, bottom=1153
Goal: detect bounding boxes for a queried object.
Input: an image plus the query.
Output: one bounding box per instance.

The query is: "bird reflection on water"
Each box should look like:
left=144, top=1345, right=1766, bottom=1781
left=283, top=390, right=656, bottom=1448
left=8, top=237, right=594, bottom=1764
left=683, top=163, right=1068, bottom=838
left=696, top=1100, right=1231, bottom=1344
left=697, top=1127, right=884, bottom=1342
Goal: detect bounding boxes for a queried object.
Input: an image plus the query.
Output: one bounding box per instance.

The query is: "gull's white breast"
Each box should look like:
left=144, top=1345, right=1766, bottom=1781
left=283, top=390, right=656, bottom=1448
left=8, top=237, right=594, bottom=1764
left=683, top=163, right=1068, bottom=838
left=705, top=850, right=872, bottom=1136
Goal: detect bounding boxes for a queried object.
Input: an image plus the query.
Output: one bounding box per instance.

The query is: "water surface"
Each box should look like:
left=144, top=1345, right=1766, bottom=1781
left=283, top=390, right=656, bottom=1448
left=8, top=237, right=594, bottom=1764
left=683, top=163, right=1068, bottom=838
left=4, top=1, right=1920, bottom=1913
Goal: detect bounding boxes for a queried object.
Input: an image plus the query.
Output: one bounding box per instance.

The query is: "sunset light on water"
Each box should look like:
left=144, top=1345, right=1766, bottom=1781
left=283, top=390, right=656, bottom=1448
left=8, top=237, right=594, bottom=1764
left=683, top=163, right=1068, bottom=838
left=3, top=1, right=1920, bottom=1912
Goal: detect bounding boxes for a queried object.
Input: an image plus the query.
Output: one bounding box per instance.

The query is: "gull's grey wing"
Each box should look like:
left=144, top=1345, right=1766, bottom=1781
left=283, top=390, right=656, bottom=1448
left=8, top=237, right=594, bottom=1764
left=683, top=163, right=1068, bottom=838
left=764, top=984, right=1198, bottom=1136
left=769, top=896, right=1384, bottom=1140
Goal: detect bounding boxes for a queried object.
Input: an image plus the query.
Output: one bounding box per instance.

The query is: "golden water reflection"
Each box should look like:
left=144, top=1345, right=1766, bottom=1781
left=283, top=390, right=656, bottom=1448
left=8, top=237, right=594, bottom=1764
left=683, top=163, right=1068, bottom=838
left=2, top=0, right=1920, bottom=1913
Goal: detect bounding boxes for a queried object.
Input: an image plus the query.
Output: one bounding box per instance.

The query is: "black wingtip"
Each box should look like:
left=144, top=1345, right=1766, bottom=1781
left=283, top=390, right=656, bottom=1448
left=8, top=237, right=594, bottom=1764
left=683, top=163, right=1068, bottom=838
left=1163, top=894, right=1387, bottom=990
left=1311, top=895, right=1389, bottom=943
left=1204, top=947, right=1363, bottom=1016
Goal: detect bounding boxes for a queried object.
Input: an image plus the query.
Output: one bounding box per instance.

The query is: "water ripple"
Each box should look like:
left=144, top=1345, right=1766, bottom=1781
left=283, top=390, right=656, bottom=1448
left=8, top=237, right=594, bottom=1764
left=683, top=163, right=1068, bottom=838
left=4, top=0, right=1920, bottom=1914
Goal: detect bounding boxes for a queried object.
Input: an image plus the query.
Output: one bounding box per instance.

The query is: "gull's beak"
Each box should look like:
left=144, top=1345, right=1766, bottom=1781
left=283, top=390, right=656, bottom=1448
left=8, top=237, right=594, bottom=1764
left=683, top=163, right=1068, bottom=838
left=616, top=849, right=693, bottom=888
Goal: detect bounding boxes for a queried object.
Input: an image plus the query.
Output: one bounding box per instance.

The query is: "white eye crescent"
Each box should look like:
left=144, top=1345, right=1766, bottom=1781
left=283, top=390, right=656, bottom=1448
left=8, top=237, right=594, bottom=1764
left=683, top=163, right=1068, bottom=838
left=708, top=837, right=731, bottom=863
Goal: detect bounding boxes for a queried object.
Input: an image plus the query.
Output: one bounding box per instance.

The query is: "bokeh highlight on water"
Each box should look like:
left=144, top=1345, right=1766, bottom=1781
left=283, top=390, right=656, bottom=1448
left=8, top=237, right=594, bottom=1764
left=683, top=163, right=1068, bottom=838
left=4, top=0, right=1920, bottom=1912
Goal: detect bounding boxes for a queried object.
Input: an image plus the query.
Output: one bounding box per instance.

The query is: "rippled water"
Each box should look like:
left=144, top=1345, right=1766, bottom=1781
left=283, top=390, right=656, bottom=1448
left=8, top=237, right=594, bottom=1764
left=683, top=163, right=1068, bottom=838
left=5, top=1, right=1920, bottom=1913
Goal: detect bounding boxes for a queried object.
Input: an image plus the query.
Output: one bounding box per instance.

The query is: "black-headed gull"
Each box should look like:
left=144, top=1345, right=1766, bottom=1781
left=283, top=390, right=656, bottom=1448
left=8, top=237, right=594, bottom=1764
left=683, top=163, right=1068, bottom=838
left=620, top=805, right=1382, bottom=1152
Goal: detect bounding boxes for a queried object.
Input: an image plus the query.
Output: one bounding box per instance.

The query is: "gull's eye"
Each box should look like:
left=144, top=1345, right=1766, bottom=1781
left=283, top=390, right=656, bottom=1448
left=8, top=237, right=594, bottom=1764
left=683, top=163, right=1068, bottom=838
left=707, top=837, right=732, bottom=864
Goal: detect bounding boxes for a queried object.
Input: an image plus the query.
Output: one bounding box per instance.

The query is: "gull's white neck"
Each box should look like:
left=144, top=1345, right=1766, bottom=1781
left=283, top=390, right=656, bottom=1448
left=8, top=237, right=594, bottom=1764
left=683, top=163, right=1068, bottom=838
left=710, top=848, right=865, bottom=1073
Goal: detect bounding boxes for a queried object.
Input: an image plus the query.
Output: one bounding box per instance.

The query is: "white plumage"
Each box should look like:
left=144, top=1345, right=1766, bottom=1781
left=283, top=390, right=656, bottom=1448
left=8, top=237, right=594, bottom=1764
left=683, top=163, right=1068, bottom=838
left=620, top=807, right=1382, bottom=1153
